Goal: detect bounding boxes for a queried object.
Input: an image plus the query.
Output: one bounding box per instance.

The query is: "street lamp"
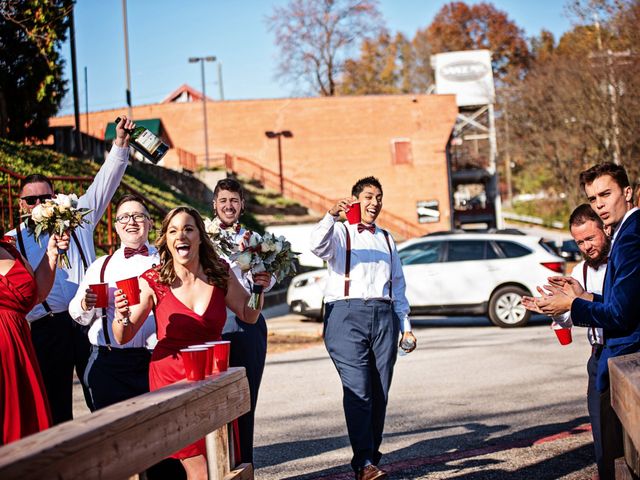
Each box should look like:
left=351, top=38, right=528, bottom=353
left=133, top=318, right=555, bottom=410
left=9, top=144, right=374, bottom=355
left=189, top=56, right=216, bottom=169
left=265, top=130, right=293, bottom=194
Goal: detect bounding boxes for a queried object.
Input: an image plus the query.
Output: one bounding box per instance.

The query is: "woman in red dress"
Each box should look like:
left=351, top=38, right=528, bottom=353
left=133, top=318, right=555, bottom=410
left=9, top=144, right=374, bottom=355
left=0, top=230, right=69, bottom=444
left=112, top=206, right=269, bottom=480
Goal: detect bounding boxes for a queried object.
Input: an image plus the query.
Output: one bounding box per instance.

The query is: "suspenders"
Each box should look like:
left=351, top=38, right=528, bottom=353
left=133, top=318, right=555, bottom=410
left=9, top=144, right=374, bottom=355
left=16, top=223, right=89, bottom=317
left=342, top=223, right=393, bottom=299
left=583, top=263, right=598, bottom=344
left=99, top=255, right=114, bottom=348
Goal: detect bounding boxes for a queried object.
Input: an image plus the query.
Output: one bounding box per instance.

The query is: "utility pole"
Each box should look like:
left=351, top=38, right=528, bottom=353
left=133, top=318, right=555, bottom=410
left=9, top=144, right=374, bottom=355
left=594, top=14, right=621, bottom=165
left=122, top=0, right=133, bottom=119
left=68, top=6, right=82, bottom=154
left=218, top=61, right=225, bottom=100
left=189, top=56, right=216, bottom=168
left=84, top=67, right=89, bottom=135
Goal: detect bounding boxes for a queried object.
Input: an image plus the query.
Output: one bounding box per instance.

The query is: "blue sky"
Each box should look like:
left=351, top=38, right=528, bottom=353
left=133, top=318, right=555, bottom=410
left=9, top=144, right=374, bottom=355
left=59, top=0, right=574, bottom=116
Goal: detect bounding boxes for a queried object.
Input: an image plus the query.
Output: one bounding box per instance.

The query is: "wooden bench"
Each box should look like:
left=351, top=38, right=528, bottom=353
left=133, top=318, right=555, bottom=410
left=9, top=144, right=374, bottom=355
left=0, top=367, right=253, bottom=480
left=609, top=353, right=640, bottom=480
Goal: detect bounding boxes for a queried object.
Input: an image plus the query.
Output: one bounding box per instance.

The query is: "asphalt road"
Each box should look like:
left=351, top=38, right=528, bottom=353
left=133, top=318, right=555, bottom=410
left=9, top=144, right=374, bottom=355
left=253, top=314, right=597, bottom=480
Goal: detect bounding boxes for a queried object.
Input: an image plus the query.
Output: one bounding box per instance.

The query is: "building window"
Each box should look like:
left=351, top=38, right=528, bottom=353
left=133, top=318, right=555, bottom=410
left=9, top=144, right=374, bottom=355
left=391, top=138, right=413, bottom=165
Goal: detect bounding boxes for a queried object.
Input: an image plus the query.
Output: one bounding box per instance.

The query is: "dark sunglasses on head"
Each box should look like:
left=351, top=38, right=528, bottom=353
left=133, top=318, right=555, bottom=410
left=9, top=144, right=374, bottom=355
left=21, top=194, right=53, bottom=206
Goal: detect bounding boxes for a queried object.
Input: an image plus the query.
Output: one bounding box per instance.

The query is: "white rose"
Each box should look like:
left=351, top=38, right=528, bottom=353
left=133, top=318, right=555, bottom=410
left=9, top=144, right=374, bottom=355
left=56, top=194, right=72, bottom=210
left=69, top=194, right=79, bottom=208
left=31, top=204, right=44, bottom=223
left=41, top=204, right=55, bottom=218
left=235, top=251, right=253, bottom=271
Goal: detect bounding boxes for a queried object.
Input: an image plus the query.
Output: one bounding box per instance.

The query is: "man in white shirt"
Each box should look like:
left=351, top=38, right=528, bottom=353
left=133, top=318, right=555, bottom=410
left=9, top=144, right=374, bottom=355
left=69, top=194, right=158, bottom=410
left=524, top=204, right=609, bottom=476
left=7, top=117, right=134, bottom=423
left=310, top=176, right=416, bottom=480
left=213, top=178, right=275, bottom=465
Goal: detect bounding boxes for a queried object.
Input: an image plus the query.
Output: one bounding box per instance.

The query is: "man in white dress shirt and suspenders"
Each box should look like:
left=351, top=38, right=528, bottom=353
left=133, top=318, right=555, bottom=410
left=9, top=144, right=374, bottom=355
left=310, top=176, right=417, bottom=480
left=69, top=194, right=158, bottom=410
left=7, top=117, right=135, bottom=423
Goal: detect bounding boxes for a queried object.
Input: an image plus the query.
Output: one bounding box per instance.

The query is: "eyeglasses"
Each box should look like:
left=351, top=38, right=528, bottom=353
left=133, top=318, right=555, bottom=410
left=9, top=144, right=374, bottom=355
left=20, top=194, right=53, bottom=206
left=116, top=213, right=149, bottom=224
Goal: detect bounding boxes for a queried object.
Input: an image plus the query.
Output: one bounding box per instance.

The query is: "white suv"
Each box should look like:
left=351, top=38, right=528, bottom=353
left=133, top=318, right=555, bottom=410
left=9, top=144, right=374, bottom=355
left=287, top=232, right=565, bottom=328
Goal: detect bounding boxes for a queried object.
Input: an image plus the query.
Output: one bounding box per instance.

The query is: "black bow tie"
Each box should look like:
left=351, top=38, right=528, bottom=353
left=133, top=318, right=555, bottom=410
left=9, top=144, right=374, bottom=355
left=357, top=223, right=376, bottom=234
left=124, top=245, right=149, bottom=258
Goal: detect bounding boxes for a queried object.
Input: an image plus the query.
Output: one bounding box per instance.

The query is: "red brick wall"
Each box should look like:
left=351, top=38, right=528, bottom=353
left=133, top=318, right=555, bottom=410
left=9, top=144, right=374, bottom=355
left=51, top=94, right=458, bottom=235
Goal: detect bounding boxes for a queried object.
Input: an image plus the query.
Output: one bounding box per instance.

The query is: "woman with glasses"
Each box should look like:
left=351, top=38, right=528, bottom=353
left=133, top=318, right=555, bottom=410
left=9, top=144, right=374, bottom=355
left=112, top=206, right=270, bottom=480
left=0, top=225, right=69, bottom=444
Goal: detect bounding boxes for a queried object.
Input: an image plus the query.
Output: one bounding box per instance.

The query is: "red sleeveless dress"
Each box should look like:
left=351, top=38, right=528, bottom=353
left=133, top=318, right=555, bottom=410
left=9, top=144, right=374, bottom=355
left=141, top=266, right=227, bottom=459
left=0, top=242, right=51, bottom=445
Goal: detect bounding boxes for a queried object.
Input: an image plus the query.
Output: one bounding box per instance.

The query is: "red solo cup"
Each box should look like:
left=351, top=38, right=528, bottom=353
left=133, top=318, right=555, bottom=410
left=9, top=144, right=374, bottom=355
left=116, top=276, right=141, bottom=306
left=89, top=283, right=109, bottom=309
left=552, top=325, right=572, bottom=345
left=206, top=340, right=231, bottom=372
left=180, top=348, right=207, bottom=381
left=190, top=344, right=216, bottom=376
left=345, top=202, right=361, bottom=225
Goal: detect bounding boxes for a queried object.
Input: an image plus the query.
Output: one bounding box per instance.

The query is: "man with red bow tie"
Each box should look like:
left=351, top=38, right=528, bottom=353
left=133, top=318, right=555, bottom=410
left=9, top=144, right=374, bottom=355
left=310, top=176, right=416, bottom=480
left=68, top=194, right=158, bottom=410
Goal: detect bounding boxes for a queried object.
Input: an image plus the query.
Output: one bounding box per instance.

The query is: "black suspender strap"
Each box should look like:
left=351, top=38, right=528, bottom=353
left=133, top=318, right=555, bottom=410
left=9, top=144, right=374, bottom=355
left=99, top=255, right=114, bottom=348
left=381, top=229, right=393, bottom=300
left=16, top=223, right=54, bottom=317
left=343, top=223, right=351, bottom=297
left=71, top=230, right=89, bottom=271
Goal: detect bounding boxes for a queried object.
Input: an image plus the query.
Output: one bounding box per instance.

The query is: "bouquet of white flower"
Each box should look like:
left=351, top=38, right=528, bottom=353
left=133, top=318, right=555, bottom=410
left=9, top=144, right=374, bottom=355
left=203, top=216, right=239, bottom=258
left=25, top=193, right=92, bottom=268
left=232, top=231, right=298, bottom=308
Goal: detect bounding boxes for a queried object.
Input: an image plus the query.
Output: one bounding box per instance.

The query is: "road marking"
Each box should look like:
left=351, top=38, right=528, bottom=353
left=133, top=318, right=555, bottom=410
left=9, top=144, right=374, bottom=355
left=310, top=423, right=592, bottom=479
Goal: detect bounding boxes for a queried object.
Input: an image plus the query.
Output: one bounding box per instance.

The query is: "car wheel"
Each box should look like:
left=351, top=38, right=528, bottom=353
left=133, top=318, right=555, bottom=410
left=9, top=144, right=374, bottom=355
left=488, top=286, right=531, bottom=328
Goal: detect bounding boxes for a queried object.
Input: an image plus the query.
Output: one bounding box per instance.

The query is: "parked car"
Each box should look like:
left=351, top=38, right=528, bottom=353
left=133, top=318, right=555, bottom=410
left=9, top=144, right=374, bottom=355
left=286, top=232, right=565, bottom=328
left=559, top=239, right=582, bottom=262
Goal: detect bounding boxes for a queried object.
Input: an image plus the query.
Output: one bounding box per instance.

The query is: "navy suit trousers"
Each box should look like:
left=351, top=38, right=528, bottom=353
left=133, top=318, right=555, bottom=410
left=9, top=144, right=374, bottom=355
left=222, top=313, right=268, bottom=464
left=84, top=346, right=151, bottom=411
left=323, top=299, right=399, bottom=472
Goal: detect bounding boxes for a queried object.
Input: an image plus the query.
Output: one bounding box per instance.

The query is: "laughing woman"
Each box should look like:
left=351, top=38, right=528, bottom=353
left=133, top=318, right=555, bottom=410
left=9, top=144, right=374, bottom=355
left=112, top=206, right=269, bottom=480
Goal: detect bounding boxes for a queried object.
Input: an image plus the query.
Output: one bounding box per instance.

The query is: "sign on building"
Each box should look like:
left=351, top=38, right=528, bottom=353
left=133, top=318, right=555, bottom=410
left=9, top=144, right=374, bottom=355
left=431, top=50, right=495, bottom=107
left=417, top=200, right=440, bottom=223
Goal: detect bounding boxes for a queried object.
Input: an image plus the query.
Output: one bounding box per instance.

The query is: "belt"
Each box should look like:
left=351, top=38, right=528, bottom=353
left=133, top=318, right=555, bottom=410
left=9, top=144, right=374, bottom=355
left=334, top=298, right=392, bottom=305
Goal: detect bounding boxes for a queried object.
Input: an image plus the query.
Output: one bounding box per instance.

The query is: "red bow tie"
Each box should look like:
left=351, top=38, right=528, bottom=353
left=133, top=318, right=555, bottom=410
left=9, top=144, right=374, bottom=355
left=357, top=223, right=376, bottom=234
left=124, top=245, right=149, bottom=258
left=221, top=222, right=241, bottom=233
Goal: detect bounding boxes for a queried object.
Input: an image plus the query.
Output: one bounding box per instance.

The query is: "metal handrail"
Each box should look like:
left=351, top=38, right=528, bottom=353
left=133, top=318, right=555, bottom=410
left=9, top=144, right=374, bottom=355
left=224, top=154, right=423, bottom=239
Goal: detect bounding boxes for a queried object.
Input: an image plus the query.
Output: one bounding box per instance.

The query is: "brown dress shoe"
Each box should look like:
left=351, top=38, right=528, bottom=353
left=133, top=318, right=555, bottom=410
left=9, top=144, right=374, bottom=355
left=356, top=464, right=388, bottom=480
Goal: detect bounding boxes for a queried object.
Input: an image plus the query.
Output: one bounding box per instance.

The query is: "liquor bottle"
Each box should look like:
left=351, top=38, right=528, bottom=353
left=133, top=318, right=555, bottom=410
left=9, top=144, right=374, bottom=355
left=114, top=117, right=169, bottom=164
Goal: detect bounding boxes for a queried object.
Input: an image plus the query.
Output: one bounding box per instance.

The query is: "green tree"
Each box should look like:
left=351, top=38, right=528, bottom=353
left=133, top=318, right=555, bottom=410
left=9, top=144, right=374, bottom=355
left=266, top=0, right=383, bottom=96
left=0, top=0, right=72, bottom=140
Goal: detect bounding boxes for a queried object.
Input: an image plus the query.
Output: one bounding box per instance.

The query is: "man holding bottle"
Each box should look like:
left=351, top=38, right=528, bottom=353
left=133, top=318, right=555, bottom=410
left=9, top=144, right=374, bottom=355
left=310, top=176, right=416, bottom=480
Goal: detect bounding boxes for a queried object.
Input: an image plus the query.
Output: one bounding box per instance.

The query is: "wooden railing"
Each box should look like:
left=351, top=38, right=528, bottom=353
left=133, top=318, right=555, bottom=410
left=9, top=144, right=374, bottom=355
left=609, top=353, right=640, bottom=479
left=0, top=367, right=253, bottom=480
left=224, top=154, right=424, bottom=240
left=0, top=166, right=168, bottom=254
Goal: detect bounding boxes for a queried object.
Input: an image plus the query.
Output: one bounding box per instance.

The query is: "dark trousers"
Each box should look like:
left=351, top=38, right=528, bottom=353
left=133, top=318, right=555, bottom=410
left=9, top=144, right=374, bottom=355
left=222, top=313, right=268, bottom=464
left=84, top=346, right=151, bottom=411
left=30, top=311, right=93, bottom=424
left=589, top=346, right=624, bottom=480
left=323, top=299, right=399, bottom=472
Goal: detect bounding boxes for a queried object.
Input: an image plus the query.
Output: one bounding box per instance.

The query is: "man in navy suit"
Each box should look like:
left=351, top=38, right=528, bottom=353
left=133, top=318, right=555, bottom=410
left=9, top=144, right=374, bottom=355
left=536, top=163, right=639, bottom=480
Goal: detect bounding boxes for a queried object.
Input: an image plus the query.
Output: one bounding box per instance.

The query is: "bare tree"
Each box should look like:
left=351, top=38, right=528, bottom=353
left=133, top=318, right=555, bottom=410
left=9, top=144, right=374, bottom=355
left=266, top=0, right=383, bottom=96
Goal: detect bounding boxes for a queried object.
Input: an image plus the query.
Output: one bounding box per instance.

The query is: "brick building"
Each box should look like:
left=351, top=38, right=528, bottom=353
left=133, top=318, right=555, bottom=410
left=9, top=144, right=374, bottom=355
left=50, top=92, right=458, bottom=236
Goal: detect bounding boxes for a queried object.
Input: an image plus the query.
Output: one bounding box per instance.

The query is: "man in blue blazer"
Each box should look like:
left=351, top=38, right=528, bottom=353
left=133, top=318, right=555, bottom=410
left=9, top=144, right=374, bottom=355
left=537, top=163, right=639, bottom=480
